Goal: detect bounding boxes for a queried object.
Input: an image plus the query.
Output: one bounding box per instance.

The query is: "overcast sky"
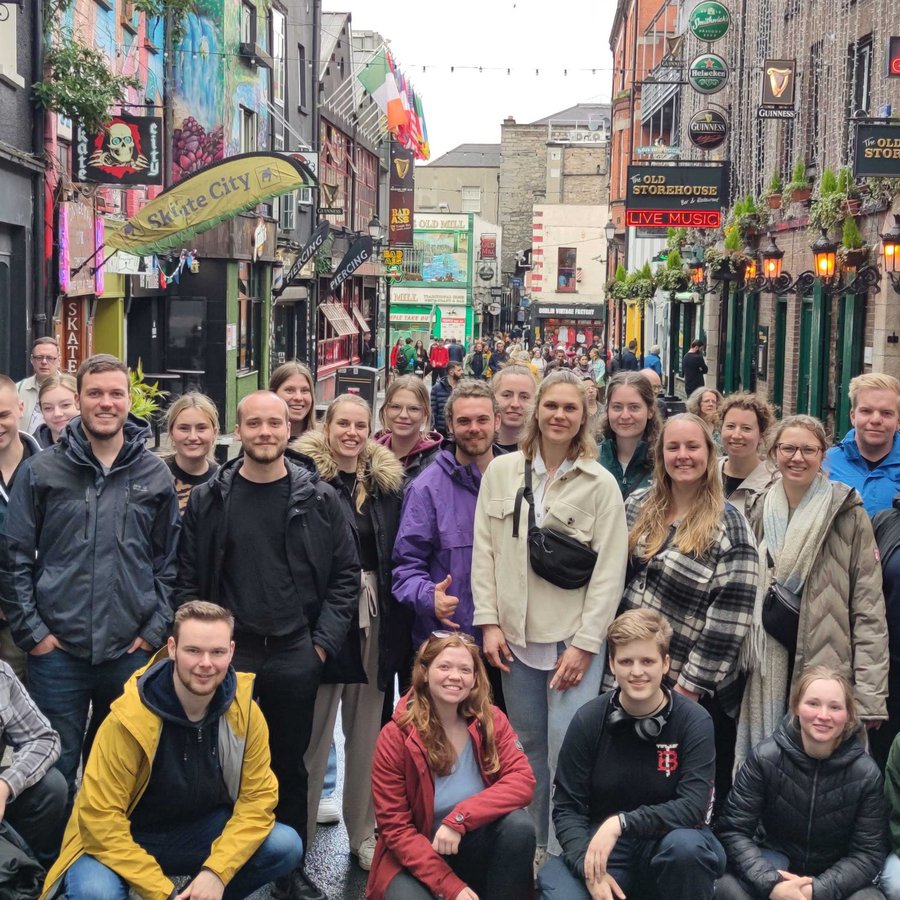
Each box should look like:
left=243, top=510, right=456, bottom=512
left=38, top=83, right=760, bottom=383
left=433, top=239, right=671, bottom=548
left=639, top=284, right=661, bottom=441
left=335, top=0, right=617, bottom=160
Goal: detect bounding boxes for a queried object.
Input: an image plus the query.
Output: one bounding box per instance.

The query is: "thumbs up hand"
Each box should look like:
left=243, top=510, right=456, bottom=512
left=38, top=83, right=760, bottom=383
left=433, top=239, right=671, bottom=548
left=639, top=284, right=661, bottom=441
left=434, top=575, right=460, bottom=629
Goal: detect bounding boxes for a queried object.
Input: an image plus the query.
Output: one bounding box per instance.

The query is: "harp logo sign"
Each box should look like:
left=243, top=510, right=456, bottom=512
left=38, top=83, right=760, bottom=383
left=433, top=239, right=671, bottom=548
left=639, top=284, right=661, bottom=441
left=759, top=59, right=797, bottom=119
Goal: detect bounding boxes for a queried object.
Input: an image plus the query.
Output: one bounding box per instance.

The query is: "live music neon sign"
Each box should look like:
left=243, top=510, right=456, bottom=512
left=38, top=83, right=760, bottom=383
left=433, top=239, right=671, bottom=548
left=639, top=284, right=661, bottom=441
left=625, top=209, right=722, bottom=228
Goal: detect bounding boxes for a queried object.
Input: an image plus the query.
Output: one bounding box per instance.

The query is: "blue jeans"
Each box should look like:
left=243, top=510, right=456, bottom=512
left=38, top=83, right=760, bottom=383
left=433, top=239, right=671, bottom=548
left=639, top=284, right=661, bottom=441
left=883, top=853, right=900, bottom=900
left=323, top=741, right=337, bottom=798
left=64, top=808, right=302, bottom=900
left=538, top=827, right=726, bottom=900
left=501, top=646, right=603, bottom=851
left=27, top=647, right=152, bottom=800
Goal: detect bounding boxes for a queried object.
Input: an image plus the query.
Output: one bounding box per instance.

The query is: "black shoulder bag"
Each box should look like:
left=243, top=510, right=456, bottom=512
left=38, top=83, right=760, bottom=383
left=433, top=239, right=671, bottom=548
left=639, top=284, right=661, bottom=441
left=512, top=460, right=598, bottom=590
left=761, top=549, right=801, bottom=649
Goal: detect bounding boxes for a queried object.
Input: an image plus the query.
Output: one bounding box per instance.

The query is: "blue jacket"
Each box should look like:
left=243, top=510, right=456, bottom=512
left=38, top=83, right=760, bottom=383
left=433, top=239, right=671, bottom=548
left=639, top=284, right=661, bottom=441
left=825, top=429, right=900, bottom=517
left=644, top=352, right=663, bottom=377
left=392, top=446, right=486, bottom=647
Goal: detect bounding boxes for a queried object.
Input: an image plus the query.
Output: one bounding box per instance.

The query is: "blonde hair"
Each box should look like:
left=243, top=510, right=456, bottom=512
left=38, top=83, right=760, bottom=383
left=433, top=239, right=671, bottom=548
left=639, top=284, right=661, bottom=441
left=37, top=372, right=77, bottom=401
left=849, top=373, right=900, bottom=410
left=607, top=609, right=673, bottom=659
left=172, top=600, right=234, bottom=641
left=520, top=369, right=597, bottom=462
left=380, top=375, right=433, bottom=431
left=165, top=393, right=220, bottom=461
left=790, top=665, right=860, bottom=740
left=269, top=361, right=316, bottom=435
left=766, top=414, right=828, bottom=466
left=492, top=364, right=537, bottom=390
left=399, top=634, right=499, bottom=777
left=629, top=413, right=724, bottom=559
left=323, top=394, right=373, bottom=513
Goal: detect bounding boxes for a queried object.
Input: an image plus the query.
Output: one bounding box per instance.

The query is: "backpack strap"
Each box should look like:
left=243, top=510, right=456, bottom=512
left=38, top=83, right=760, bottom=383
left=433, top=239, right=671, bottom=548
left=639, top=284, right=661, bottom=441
left=512, top=460, right=537, bottom=538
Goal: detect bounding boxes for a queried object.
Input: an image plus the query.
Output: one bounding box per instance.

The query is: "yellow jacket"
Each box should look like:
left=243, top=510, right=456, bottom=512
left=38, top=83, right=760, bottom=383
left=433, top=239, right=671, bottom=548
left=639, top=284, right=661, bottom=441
left=42, top=651, right=278, bottom=900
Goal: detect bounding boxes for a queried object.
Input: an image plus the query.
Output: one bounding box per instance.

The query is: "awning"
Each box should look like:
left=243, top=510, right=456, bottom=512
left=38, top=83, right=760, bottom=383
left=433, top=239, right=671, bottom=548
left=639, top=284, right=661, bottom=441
left=274, top=285, right=309, bottom=303
left=319, top=301, right=358, bottom=336
left=351, top=304, right=371, bottom=333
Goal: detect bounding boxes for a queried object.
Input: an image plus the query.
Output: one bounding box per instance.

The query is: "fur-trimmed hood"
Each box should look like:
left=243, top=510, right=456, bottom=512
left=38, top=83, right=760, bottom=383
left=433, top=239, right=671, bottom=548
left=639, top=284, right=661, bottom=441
left=291, top=429, right=404, bottom=498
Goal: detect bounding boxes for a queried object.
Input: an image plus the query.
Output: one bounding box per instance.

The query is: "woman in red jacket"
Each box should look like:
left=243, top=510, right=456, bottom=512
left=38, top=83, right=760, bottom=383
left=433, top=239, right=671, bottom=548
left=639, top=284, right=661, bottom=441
left=368, top=633, right=536, bottom=900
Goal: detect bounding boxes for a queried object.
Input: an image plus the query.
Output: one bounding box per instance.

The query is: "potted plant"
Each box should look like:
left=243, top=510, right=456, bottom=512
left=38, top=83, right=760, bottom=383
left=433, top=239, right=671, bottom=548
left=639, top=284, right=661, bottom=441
left=785, top=158, right=812, bottom=204
left=809, top=167, right=846, bottom=235
left=764, top=172, right=784, bottom=210
left=655, top=249, right=689, bottom=294
left=129, top=360, right=169, bottom=421
left=706, top=228, right=751, bottom=281
left=730, top=195, right=764, bottom=238
left=838, top=216, right=870, bottom=269
left=666, top=228, right=689, bottom=253
left=837, top=167, right=862, bottom=216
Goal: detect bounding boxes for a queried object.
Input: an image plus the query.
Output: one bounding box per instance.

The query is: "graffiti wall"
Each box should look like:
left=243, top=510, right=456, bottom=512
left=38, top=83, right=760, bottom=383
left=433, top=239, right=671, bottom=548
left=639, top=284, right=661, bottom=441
left=172, top=0, right=270, bottom=184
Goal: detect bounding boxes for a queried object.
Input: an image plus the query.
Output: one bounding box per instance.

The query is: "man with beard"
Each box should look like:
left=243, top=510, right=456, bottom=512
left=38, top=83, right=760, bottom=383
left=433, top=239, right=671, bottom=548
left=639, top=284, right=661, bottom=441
left=493, top=364, right=537, bottom=453
left=175, top=391, right=358, bottom=900
left=0, top=354, right=180, bottom=803
left=45, top=600, right=303, bottom=900
left=393, top=380, right=507, bottom=706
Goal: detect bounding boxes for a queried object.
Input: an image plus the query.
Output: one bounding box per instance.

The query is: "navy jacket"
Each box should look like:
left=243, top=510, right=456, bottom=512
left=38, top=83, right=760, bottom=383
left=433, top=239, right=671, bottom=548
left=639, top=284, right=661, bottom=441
left=0, top=416, right=180, bottom=663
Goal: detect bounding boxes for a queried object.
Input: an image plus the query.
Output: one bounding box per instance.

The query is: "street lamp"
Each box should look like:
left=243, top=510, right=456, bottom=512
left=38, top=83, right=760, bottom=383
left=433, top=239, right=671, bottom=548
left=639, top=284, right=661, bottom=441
left=742, top=244, right=758, bottom=282
left=367, top=214, right=392, bottom=384
left=760, top=231, right=784, bottom=281
left=688, top=258, right=706, bottom=287
left=368, top=214, right=384, bottom=242
left=881, top=214, right=900, bottom=293
left=604, top=219, right=617, bottom=244
left=811, top=229, right=838, bottom=284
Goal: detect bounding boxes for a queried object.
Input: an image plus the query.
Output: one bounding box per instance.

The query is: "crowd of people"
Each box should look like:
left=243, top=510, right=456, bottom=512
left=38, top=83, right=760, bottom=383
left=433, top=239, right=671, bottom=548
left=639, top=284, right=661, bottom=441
left=1, top=332, right=900, bottom=900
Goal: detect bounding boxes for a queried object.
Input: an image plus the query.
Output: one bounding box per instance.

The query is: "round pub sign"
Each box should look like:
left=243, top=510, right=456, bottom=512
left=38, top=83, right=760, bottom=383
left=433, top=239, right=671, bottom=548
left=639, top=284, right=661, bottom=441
left=689, top=1, right=731, bottom=42
left=688, top=109, right=729, bottom=150
left=689, top=54, right=729, bottom=94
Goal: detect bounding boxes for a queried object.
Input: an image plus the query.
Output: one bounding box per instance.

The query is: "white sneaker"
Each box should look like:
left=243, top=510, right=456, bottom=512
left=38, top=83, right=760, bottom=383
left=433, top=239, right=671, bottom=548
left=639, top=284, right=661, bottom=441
left=355, top=834, right=378, bottom=871
left=533, top=846, right=549, bottom=881
left=316, top=794, right=340, bottom=825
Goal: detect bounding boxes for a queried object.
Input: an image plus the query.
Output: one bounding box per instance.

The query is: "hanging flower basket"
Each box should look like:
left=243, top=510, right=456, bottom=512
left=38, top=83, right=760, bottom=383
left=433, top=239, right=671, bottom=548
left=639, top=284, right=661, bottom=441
left=766, top=193, right=783, bottom=210
left=791, top=186, right=812, bottom=204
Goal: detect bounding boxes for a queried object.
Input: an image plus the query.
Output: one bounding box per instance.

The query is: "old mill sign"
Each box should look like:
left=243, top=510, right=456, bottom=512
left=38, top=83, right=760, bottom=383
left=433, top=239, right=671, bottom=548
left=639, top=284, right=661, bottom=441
left=689, top=1, right=731, bottom=42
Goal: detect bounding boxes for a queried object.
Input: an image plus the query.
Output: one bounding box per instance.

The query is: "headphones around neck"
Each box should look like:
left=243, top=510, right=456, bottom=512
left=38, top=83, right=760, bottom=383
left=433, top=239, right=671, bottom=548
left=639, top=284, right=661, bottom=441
left=606, top=687, right=673, bottom=742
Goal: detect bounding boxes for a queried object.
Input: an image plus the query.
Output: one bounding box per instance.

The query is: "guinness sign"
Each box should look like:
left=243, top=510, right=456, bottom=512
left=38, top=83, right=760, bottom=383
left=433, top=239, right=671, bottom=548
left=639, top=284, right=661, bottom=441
left=688, top=110, right=729, bottom=151
left=759, top=59, right=797, bottom=119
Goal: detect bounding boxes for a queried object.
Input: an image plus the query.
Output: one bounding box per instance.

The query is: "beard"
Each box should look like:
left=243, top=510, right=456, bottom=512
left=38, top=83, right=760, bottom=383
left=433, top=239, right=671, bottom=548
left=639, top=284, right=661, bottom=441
left=242, top=439, right=288, bottom=463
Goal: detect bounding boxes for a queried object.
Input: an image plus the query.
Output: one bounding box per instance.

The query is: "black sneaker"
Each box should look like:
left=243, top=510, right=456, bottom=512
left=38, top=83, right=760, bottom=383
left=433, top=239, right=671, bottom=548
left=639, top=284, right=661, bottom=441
left=272, top=868, right=326, bottom=900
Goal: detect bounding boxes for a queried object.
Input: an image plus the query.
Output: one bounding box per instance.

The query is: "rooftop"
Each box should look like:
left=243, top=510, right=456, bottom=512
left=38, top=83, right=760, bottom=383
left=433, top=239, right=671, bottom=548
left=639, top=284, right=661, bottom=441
left=423, top=143, right=501, bottom=168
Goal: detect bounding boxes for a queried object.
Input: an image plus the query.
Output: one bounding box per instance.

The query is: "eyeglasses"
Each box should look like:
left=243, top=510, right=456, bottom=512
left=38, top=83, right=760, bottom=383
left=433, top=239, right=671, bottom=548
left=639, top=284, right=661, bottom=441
left=386, top=403, right=424, bottom=417
left=429, top=630, right=475, bottom=644
left=31, top=355, right=59, bottom=363
left=776, top=443, right=823, bottom=459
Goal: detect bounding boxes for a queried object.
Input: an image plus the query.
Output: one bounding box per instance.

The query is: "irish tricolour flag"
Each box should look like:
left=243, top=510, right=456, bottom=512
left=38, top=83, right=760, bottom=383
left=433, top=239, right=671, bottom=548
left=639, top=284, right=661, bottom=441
left=357, top=48, right=407, bottom=133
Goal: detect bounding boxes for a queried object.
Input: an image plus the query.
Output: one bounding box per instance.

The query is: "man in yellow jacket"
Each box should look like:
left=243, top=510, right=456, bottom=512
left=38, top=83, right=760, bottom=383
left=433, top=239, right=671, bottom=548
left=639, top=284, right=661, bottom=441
left=42, top=600, right=302, bottom=900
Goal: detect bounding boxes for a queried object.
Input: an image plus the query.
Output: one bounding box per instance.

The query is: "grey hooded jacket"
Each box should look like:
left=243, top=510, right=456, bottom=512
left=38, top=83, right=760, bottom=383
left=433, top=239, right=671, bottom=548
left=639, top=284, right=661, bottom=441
left=0, top=415, right=180, bottom=663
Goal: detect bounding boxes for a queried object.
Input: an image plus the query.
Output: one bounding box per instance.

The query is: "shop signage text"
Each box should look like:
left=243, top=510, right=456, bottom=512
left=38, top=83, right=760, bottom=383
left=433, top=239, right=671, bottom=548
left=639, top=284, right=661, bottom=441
left=688, top=54, right=729, bottom=94
left=389, top=144, right=415, bottom=246
left=688, top=110, right=729, bottom=150
left=329, top=235, right=375, bottom=293
left=535, top=304, right=605, bottom=318
left=277, top=221, right=330, bottom=293
left=759, top=59, right=796, bottom=118
left=626, top=164, right=726, bottom=229
left=854, top=124, right=900, bottom=177
left=74, top=113, right=163, bottom=185
left=689, top=1, right=731, bottom=42
left=480, top=234, right=497, bottom=259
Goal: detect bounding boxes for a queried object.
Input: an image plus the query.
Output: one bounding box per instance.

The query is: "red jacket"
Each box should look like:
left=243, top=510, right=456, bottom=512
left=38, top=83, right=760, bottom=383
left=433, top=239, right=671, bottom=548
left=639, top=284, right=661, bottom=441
left=429, top=345, right=450, bottom=369
left=366, top=696, right=535, bottom=900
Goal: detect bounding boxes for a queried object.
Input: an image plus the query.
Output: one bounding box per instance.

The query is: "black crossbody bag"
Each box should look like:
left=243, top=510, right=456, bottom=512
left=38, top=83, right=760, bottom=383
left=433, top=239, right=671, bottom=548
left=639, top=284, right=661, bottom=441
left=512, top=460, right=598, bottom=590
left=761, top=549, right=801, bottom=649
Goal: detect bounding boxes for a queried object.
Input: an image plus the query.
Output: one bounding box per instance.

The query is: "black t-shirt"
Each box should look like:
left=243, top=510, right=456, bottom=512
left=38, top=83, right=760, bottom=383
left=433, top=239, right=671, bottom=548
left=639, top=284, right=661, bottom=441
left=497, top=441, right=519, bottom=454
left=337, top=471, right=378, bottom=570
left=866, top=453, right=890, bottom=471
left=221, top=473, right=300, bottom=636
left=723, top=473, right=745, bottom=498
left=165, top=457, right=219, bottom=516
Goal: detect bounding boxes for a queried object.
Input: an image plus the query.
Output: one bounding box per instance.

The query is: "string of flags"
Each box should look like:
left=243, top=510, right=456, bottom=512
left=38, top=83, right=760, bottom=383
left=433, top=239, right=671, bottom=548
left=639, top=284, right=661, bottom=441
left=154, top=249, right=198, bottom=288
left=357, top=48, right=430, bottom=160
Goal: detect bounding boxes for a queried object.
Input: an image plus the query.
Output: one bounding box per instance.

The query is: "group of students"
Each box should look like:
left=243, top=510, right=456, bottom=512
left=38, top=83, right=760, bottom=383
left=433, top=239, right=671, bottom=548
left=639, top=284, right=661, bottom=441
left=2, top=334, right=900, bottom=900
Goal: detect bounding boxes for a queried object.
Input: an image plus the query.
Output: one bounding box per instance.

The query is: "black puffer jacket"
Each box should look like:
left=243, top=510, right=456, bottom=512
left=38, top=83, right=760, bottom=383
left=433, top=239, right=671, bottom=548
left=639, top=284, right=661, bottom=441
left=718, top=717, right=887, bottom=900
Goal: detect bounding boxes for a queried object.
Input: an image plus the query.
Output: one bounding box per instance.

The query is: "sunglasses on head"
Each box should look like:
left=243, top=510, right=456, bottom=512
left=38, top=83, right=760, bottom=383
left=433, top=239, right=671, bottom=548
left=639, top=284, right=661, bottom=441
left=429, top=630, right=475, bottom=644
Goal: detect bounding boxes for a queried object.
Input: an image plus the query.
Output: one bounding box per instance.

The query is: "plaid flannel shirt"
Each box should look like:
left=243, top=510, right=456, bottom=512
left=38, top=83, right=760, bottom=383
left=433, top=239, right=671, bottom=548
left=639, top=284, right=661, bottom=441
left=0, top=659, right=59, bottom=798
left=604, top=494, right=760, bottom=716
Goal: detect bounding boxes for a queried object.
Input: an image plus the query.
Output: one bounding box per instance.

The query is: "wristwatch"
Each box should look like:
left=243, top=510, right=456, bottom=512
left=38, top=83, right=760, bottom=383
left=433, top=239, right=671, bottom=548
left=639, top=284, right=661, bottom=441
left=618, top=812, right=628, bottom=833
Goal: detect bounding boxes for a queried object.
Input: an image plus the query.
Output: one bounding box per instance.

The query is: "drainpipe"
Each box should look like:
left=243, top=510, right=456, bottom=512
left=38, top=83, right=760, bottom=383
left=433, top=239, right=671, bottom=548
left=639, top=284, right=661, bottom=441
left=33, top=0, right=47, bottom=338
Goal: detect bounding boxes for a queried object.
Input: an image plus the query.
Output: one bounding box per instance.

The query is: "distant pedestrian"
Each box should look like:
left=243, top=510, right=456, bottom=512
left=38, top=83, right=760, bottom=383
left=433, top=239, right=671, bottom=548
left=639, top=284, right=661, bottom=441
left=446, top=337, right=465, bottom=365
left=682, top=339, right=708, bottom=396
left=644, top=344, right=663, bottom=377
left=620, top=339, right=640, bottom=371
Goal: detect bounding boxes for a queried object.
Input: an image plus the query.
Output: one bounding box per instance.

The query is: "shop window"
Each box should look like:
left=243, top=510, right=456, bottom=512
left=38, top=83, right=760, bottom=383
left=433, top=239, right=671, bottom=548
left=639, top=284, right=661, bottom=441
left=298, top=44, right=308, bottom=110
left=241, top=2, right=255, bottom=44
left=848, top=35, right=873, bottom=117
left=167, top=299, right=206, bottom=371
left=461, top=186, right=481, bottom=213
left=557, top=247, right=577, bottom=293
left=240, top=107, right=257, bottom=153
left=238, top=297, right=261, bottom=371
left=271, top=8, right=285, bottom=107
left=279, top=190, right=296, bottom=231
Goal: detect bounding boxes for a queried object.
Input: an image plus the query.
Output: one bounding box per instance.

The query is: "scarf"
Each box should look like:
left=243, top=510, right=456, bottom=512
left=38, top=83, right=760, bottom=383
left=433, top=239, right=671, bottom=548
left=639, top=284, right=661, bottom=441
left=735, top=474, right=834, bottom=771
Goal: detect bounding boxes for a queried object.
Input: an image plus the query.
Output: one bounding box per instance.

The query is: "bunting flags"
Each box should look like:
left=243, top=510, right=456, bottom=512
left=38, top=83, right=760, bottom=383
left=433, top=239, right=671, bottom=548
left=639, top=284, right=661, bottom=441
left=356, top=46, right=430, bottom=160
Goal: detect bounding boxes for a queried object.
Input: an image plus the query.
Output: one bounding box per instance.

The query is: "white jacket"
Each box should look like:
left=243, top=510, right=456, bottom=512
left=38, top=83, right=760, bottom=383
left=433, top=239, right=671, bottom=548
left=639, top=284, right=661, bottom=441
left=472, top=451, right=627, bottom=653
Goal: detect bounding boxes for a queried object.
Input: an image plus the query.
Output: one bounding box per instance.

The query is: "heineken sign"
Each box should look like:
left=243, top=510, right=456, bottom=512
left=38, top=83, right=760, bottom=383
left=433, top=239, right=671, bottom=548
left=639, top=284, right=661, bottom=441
left=853, top=123, right=900, bottom=178
left=688, top=110, right=729, bottom=151
left=689, top=54, right=729, bottom=94
left=689, top=1, right=731, bottom=42
left=625, top=164, right=727, bottom=229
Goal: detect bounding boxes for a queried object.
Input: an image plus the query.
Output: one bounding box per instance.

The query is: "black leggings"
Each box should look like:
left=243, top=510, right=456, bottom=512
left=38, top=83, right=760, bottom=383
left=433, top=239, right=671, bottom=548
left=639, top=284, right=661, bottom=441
left=384, top=809, right=535, bottom=900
